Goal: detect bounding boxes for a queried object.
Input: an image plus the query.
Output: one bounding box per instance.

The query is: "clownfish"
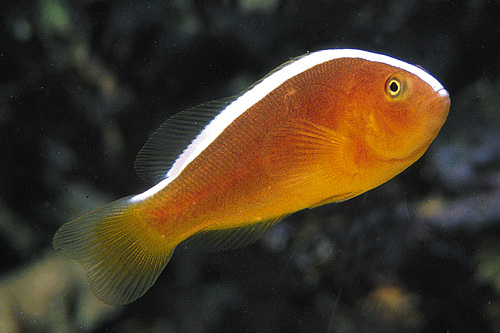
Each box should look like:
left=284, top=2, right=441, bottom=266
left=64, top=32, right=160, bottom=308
left=53, top=49, right=450, bottom=305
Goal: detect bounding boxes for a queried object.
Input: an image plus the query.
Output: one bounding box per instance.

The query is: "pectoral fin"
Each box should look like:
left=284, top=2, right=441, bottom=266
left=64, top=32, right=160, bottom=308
left=262, top=118, right=347, bottom=190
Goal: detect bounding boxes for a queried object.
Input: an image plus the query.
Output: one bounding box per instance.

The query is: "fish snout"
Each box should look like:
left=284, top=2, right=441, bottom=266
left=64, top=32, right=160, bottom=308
left=425, top=88, right=450, bottom=130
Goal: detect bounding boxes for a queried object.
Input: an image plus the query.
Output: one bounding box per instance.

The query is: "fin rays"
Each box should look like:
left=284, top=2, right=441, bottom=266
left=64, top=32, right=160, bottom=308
left=263, top=118, right=346, bottom=190
left=53, top=196, right=175, bottom=305
left=182, top=216, right=286, bottom=252
left=134, top=97, right=237, bottom=184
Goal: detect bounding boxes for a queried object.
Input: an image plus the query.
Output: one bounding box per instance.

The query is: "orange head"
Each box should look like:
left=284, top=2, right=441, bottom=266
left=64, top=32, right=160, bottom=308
left=346, top=58, right=450, bottom=163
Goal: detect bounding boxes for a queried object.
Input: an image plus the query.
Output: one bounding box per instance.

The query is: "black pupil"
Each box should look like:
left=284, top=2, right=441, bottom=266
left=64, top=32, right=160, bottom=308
left=389, top=81, right=399, bottom=93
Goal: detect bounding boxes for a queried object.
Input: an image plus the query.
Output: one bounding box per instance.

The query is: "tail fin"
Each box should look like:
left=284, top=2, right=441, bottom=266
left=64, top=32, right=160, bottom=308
left=53, top=196, right=175, bottom=305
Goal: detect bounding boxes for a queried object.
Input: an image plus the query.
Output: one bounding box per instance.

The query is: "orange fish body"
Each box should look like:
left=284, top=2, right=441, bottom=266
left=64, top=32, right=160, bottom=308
left=53, top=49, right=450, bottom=305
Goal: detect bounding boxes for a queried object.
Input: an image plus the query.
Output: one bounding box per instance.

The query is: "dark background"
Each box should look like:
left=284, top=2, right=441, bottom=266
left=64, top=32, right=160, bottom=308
left=1, top=0, right=500, bottom=332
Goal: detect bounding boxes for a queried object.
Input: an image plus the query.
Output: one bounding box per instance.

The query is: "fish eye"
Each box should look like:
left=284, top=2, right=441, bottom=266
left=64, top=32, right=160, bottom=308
left=385, top=76, right=403, bottom=98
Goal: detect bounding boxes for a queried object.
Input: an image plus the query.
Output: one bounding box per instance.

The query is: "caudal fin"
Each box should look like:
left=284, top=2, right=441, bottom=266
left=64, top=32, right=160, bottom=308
left=53, top=196, right=175, bottom=305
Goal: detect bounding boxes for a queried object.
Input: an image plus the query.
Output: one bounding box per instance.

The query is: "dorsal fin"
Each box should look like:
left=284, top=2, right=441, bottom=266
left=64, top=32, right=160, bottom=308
left=181, top=215, right=287, bottom=252
left=134, top=96, right=237, bottom=184
left=134, top=52, right=313, bottom=185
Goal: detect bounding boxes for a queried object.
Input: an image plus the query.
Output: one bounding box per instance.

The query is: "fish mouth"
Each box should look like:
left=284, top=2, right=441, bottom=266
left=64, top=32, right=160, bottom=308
left=408, top=88, right=450, bottom=159
left=429, top=88, right=450, bottom=127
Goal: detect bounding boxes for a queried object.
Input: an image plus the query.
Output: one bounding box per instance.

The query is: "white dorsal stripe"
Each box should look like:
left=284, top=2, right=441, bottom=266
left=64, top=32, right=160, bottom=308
left=130, top=49, right=446, bottom=202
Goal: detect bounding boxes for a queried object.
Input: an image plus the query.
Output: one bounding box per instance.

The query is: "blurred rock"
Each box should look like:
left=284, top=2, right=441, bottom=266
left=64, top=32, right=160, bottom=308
left=0, top=252, right=119, bottom=332
left=360, top=285, right=423, bottom=332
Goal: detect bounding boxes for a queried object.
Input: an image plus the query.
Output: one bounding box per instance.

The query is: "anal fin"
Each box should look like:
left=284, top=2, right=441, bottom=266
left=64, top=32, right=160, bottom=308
left=181, top=215, right=287, bottom=252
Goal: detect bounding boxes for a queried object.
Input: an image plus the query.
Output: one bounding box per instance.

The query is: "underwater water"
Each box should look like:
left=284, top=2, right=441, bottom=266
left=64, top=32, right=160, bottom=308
left=1, top=0, right=499, bottom=332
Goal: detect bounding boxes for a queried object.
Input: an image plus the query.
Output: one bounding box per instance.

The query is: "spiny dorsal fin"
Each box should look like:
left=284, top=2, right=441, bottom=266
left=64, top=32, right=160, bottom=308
left=181, top=216, right=287, bottom=252
left=134, top=97, right=238, bottom=184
